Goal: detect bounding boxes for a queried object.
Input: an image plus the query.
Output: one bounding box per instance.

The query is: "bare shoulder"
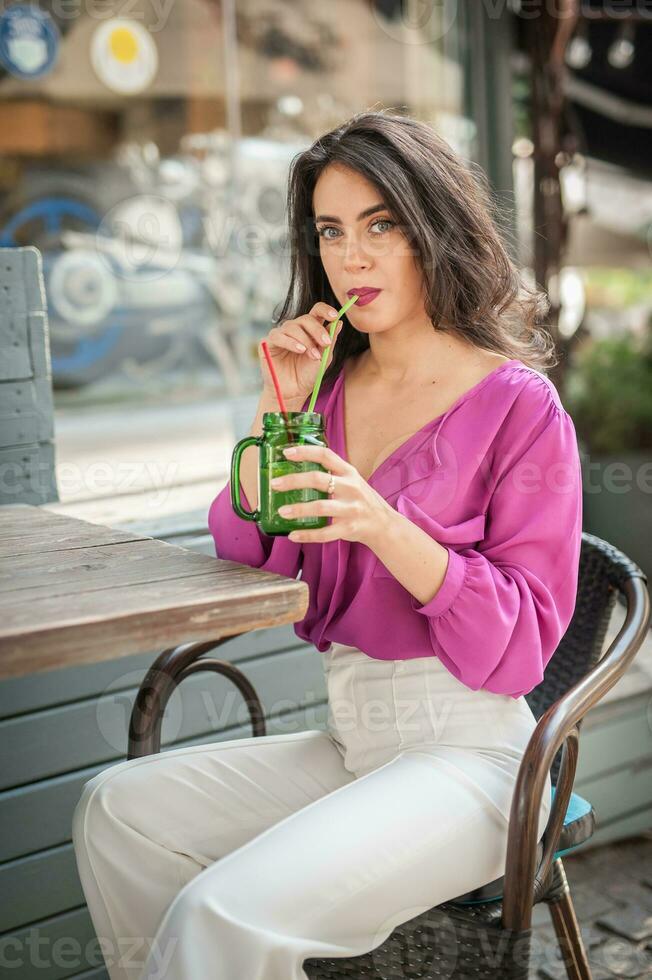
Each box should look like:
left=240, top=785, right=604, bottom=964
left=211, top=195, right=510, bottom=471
left=473, top=350, right=513, bottom=373
left=454, top=348, right=513, bottom=391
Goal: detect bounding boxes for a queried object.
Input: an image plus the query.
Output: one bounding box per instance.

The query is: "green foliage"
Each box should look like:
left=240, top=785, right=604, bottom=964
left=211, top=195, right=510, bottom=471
left=584, top=268, right=652, bottom=308
left=565, top=332, right=652, bottom=454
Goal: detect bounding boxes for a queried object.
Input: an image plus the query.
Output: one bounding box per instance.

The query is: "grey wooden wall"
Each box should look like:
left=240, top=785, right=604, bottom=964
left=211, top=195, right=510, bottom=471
left=0, top=247, right=58, bottom=507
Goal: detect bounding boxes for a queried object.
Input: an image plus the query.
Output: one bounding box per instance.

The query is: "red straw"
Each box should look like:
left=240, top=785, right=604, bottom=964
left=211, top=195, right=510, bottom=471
left=261, top=341, right=296, bottom=441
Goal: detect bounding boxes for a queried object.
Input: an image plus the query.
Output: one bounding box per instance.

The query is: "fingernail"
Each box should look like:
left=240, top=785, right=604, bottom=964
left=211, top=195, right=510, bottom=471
left=321, top=333, right=331, bottom=344
left=284, top=446, right=297, bottom=455
left=327, top=309, right=338, bottom=318
left=310, top=348, right=321, bottom=359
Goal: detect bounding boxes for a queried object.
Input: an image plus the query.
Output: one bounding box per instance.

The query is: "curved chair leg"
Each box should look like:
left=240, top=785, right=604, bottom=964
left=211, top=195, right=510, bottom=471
left=544, top=858, right=592, bottom=980
left=127, top=636, right=267, bottom=758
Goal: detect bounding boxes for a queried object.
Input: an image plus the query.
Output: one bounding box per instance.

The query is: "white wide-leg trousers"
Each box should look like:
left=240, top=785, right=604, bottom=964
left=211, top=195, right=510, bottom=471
left=72, top=643, right=552, bottom=980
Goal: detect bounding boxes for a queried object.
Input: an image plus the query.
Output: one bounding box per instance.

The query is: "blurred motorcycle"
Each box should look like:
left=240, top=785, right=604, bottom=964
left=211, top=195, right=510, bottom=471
left=0, top=133, right=301, bottom=392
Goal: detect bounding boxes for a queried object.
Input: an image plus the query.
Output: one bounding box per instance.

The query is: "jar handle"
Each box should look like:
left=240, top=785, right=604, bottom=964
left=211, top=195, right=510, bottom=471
left=230, top=435, right=262, bottom=522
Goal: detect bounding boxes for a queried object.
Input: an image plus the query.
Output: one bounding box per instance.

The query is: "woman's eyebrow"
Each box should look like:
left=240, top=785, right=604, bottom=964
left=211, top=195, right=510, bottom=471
left=314, top=203, right=387, bottom=224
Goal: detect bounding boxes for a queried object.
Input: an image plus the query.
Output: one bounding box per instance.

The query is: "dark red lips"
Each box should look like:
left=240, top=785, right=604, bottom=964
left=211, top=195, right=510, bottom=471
left=347, top=288, right=382, bottom=307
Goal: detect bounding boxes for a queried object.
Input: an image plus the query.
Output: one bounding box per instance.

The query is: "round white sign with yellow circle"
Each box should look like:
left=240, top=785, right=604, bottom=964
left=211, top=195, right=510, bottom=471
left=91, top=19, right=158, bottom=95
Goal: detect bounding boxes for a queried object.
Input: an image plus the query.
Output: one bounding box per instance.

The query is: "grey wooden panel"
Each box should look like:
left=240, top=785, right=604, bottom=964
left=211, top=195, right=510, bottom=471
left=0, top=766, right=101, bottom=863
left=588, top=805, right=652, bottom=848
left=0, top=442, right=57, bottom=507
left=1, top=705, right=329, bottom=935
left=0, top=651, right=166, bottom=722
left=0, top=378, right=53, bottom=445
left=574, top=694, right=652, bottom=785
left=0, top=246, right=57, bottom=506
left=0, top=622, right=298, bottom=719
left=0, top=906, right=105, bottom=979
left=0, top=248, right=50, bottom=379
left=0, top=644, right=327, bottom=788
left=575, top=766, right=652, bottom=828
left=0, top=843, right=83, bottom=934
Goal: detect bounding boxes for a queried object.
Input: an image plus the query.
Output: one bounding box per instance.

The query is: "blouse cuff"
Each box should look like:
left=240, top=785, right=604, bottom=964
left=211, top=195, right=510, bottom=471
left=409, top=546, right=467, bottom=618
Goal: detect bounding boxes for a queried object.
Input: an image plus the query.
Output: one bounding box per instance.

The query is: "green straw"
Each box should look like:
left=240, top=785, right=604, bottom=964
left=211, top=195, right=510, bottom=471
left=306, top=294, right=359, bottom=415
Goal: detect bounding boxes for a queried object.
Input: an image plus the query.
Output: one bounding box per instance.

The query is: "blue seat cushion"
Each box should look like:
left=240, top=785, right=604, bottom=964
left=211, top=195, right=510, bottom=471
left=450, top=787, right=595, bottom=905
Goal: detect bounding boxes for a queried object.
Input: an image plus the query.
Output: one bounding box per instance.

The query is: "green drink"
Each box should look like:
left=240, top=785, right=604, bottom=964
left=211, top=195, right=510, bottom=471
left=231, top=412, right=329, bottom=536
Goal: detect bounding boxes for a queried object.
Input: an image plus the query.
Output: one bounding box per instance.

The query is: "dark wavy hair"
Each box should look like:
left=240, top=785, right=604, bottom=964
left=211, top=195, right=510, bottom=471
left=272, top=109, right=555, bottom=387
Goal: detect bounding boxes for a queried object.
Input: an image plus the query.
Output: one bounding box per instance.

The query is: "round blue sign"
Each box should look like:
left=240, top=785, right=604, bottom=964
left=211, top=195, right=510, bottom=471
left=0, top=4, right=59, bottom=80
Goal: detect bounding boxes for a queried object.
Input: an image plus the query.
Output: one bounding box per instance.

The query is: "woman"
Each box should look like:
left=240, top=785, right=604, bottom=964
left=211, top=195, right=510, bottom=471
left=72, top=111, right=582, bottom=980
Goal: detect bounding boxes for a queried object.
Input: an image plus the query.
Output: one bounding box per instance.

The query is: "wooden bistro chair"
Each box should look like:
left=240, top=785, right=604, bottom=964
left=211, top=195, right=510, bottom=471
left=128, top=531, right=650, bottom=980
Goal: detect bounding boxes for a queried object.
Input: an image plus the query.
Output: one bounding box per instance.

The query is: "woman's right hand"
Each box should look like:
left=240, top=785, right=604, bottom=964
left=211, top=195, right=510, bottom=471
left=258, top=302, right=344, bottom=404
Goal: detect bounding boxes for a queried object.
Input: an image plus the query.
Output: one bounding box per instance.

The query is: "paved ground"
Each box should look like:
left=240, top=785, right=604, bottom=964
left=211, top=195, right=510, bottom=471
left=529, top=832, right=652, bottom=978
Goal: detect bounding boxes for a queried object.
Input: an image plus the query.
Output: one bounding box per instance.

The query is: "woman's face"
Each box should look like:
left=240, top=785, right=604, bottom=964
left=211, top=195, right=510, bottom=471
left=312, top=163, right=428, bottom=335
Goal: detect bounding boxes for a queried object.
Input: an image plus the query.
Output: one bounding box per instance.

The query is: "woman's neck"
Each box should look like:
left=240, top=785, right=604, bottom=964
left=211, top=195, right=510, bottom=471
left=360, top=325, right=477, bottom=389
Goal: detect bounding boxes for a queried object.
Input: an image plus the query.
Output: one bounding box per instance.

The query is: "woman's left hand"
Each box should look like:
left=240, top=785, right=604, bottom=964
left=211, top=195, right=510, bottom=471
left=271, top=444, right=392, bottom=546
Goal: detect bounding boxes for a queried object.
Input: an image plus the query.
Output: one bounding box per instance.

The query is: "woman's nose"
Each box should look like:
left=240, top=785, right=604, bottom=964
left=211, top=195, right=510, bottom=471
left=342, top=236, right=372, bottom=271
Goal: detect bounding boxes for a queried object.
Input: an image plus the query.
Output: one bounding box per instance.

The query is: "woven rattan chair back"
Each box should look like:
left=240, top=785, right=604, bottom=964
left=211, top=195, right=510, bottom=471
left=525, top=532, right=639, bottom=782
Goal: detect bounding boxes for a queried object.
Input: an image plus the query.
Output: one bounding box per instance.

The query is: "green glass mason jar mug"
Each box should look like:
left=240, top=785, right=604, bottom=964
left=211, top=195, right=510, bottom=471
left=230, top=411, right=330, bottom=536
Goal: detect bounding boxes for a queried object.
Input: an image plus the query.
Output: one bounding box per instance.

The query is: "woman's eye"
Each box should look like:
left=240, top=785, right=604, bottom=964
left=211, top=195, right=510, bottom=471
left=370, top=219, right=394, bottom=234
left=316, top=219, right=394, bottom=241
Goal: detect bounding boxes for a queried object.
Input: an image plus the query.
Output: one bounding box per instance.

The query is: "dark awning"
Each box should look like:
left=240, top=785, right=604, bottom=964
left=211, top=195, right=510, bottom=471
left=562, top=5, right=652, bottom=178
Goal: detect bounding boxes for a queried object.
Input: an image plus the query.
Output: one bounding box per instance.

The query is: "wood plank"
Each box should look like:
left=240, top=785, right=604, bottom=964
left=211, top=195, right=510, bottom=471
left=0, top=623, right=298, bottom=720
left=0, top=506, right=308, bottom=678
left=1, top=539, right=252, bottom=599
left=0, top=767, right=99, bottom=864
left=0, top=844, right=83, bottom=934
left=585, top=806, right=652, bottom=849
left=575, top=765, right=652, bottom=828
left=0, top=571, right=308, bottom=677
left=0, top=505, right=148, bottom=557
left=2, top=906, right=106, bottom=979
left=0, top=645, right=327, bottom=789
left=574, top=694, right=652, bottom=783
left=0, top=526, right=145, bottom=558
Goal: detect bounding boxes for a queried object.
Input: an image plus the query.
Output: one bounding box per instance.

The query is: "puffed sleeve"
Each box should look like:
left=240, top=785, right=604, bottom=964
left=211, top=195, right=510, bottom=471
left=207, top=477, right=303, bottom=580
left=410, top=389, right=583, bottom=697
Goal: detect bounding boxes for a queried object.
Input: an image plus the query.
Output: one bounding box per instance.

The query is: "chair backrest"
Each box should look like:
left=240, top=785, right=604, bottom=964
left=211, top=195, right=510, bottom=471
left=525, top=531, right=647, bottom=782
left=0, top=246, right=58, bottom=506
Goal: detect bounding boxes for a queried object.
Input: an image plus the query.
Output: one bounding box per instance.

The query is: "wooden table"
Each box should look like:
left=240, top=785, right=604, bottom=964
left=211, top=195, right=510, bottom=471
left=0, top=504, right=309, bottom=681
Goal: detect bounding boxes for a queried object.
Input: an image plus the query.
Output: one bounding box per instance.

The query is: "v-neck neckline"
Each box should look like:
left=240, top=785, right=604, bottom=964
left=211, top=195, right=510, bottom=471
left=336, top=357, right=521, bottom=485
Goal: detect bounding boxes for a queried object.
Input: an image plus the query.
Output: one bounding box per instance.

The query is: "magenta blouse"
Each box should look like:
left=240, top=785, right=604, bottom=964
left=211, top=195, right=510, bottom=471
left=208, top=359, right=583, bottom=698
